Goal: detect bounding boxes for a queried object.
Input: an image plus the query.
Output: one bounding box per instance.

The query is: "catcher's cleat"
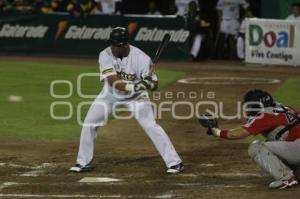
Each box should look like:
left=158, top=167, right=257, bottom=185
left=269, top=176, right=298, bottom=189
left=69, top=163, right=93, bottom=173
left=167, top=163, right=184, bottom=174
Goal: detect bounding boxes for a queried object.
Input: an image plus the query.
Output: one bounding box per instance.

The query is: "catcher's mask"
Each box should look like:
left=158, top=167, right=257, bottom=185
left=243, top=89, right=275, bottom=117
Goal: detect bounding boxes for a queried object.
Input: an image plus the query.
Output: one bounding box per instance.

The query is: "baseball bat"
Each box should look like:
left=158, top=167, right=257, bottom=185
left=149, top=33, right=171, bottom=75
left=153, top=33, right=171, bottom=64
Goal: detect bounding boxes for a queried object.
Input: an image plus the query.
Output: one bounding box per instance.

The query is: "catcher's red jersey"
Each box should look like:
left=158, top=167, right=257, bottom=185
left=243, top=106, right=300, bottom=141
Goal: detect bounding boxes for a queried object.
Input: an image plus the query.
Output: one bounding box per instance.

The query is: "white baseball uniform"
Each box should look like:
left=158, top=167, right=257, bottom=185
left=237, top=19, right=246, bottom=59
left=217, top=0, right=249, bottom=35
left=75, top=45, right=182, bottom=168
left=286, top=14, right=300, bottom=20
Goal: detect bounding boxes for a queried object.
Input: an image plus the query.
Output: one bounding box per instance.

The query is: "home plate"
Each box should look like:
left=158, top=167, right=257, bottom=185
left=79, top=177, right=122, bottom=183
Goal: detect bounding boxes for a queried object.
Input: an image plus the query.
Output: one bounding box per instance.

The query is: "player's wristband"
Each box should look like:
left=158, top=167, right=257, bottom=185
left=220, top=130, right=229, bottom=139
left=125, top=83, right=134, bottom=92
left=212, top=128, right=221, bottom=137
left=212, top=128, right=229, bottom=138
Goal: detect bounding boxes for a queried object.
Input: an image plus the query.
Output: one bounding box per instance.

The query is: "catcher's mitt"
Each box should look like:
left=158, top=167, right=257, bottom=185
left=198, top=113, right=218, bottom=135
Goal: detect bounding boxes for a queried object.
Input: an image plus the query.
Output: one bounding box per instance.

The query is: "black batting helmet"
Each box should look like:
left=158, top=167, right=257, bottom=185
left=108, top=27, right=129, bottom=45
left=243, top=89, right=275, bottom=117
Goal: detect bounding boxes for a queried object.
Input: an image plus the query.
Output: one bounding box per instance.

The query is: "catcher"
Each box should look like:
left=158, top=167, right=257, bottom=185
left=199, top=89, right=300, bottom=189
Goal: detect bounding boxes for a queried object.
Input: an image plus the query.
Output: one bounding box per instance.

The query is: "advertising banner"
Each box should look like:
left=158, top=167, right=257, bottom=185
left=0, top=14, right=190, bottom=60
left=246, top=18, right=300, bottom=66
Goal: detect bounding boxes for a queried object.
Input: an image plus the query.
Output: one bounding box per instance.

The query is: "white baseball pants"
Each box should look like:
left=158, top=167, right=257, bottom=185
left=76, top=92, right=182, bottom=168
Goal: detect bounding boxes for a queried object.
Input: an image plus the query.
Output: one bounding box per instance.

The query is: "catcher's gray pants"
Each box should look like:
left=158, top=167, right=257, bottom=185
left=248, top=139, right=300, bottom=180
left=76, top=92, right=182, bottom=168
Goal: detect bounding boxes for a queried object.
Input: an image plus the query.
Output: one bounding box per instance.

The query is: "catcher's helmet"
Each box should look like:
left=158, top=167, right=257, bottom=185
left=243, top=89, right=275, bottom=117
left=108, top=27, right=129, bottom=45
left=243, top=89, right=274, bottom=107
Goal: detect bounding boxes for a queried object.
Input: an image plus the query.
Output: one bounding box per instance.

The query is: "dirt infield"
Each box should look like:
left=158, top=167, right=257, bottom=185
left=0, top=57, right=300, bottom=198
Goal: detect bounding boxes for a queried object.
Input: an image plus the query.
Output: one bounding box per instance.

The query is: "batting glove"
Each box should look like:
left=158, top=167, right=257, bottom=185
left=143, top=76, right=158, bottom=91
left=134, top=81, right=148, bottom=92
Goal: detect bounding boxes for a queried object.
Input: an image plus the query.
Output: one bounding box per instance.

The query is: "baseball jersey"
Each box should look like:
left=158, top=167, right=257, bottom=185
left=286, top=14, right=300, bottom=20
left=98, top=45, right=157, bottom=97
left=243, top=105, right=300, bottom=141
left=239, top=19, right=246, bottom=34
left=216, top=0, right=249, bottom=20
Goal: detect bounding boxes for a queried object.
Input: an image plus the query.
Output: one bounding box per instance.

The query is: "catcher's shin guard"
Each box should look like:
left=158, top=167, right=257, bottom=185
left=248, top=141, right=294, bottom=180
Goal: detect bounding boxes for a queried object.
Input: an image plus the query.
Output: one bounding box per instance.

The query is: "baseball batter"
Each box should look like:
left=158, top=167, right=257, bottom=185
left=70, top=27, right=184, bottom=174
left=199, top=89, right=300, bottom=189
left=216, top=0, right=250, bottom=59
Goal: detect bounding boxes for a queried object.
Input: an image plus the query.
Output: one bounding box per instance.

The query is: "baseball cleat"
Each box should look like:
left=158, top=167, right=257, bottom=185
left=69, top=164, right=93, bottom=172
left=167, top=163, right=184, bottom=174
left=269, top=176, right=298, bottom=189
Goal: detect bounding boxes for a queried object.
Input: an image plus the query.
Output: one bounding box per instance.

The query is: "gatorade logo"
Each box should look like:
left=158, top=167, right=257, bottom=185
left=62, top=23, right=138, bottom=40
left=59, top=24, right=190, bottom=43
left=64, top=26, right=112, bottom=40
left=0, top=24, right=48, bottom=38
left=135, top=28, right=189, bottom=42
left=249, top=24, right=295, bottom=48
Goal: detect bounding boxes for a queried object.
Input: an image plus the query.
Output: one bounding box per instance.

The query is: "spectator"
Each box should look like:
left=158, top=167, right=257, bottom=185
left=47, top=0, right=69, bottom=13
left=215, top=0, right=251, bottom=60
left=31, top=0, right=51, bottom=13
left=168, top=1, right=177, bottom=15
left=175, top=0, right=197, bottom=16
left=0, top=0, right=10, bottom=13
left=0, top=0, right=4, bottom=10
left=187, top=1, right=211, bottom=61
left=286, top=3, right=300, bottom=20
left=146, top=0, right=161, bottom=15
left=11, top=0, right=32, bottom=13
left=67, top=0, right=94, bottom=17
left=91, top=0, right=102, bottom=14
left=115, top=0, right=122, bottom=14
left=93, top=0, right=122, bottom=15
left=198, top=0, right=219, bottom=42
left=247, top=0, right=261, bottom=17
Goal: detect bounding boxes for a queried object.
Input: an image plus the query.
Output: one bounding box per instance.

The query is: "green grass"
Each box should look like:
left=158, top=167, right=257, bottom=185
left=0, top=61, right=185, bottom=140
left=274, top=78, right=300, bottom=110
